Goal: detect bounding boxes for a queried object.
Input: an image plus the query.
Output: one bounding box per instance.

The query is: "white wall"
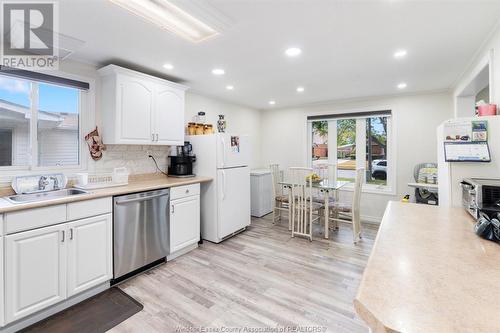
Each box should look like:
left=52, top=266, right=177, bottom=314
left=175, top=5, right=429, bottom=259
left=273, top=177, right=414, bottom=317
left=185, top=92, right=262, bottom=168
left=454, top=21, right=500, bottom=109
left=260, top=92, right=453, bottom=221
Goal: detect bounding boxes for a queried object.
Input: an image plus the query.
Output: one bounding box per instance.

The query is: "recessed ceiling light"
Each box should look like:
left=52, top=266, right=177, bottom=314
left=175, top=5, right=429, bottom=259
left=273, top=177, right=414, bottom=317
left=394, top=49, right=407, bottom=59
left=269, top=100, right=276, bottom=105
left=212, top=68, right=225, bottom=75
left=163, top=63, right=174, bottom=70
left=397, top=82, right=407, bottom=89
left=296, top=86, right=305, bottom=93
left=285, top=47, right=302, bottom=57
left=109, top=0, right=219, bottom=43
left=226, top=85, right=234, bottom=90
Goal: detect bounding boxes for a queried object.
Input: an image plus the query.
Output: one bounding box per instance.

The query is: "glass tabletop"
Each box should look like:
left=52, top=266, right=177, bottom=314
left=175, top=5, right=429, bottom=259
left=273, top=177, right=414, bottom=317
left=278, top=179, right=351, bottom=190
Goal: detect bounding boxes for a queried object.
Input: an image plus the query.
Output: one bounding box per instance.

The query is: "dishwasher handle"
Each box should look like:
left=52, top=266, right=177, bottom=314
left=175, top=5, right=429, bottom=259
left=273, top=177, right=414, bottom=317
left=115, top=191, right=169, bottom=205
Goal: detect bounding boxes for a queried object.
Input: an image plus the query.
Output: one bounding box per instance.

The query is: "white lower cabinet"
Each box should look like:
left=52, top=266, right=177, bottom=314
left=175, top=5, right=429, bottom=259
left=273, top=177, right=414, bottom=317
left=5, top=224, right=67, bottom=323
left=67, top=215, right=112, bottom=297
left=170, top=193, right=200, bottom=254
left=4, top=213, right=112, bottom=324
left=0, top=235, right=4, bottom=327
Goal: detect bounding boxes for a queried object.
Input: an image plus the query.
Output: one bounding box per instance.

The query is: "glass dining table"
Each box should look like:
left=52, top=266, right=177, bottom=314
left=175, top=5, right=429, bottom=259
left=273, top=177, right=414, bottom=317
left=278, top=179, right=351, bottom=239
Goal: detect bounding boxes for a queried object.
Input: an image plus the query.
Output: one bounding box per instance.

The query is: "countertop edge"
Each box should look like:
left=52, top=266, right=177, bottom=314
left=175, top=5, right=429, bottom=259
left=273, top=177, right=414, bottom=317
left=353, top=202, right=400, bottom=333
left=0, top=176, right=213, bottom=214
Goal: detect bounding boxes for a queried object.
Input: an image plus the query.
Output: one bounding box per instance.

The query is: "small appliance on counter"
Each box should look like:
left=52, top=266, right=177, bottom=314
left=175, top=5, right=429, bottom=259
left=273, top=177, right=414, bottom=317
left=461, top=178, right=500, bottom=219
left=168, top=141, right=196, bottom=178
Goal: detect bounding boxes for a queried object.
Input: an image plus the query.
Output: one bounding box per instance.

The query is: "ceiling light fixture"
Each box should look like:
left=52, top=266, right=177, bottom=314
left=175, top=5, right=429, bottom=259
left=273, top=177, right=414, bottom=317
left=269, top=100, right=276, bottom=105
left=108, top=0, right=219, bottom=43
left=163, top=63, right=174, bottom=70
left=226, top=85, right=234, bottom=90
left=394, top=49, right=407, bottom=59
left=285, top=47, right=302, bottom=57
left=397, top=82, right=407, bottom=89
left=212, top=68, right=225, bottom=75
left=296, top=86, right=305, bottom=93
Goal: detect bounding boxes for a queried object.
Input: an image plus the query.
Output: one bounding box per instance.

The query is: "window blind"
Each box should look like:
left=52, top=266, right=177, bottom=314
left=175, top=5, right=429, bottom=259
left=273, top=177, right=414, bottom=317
left=0, top=66, right=89, bottom=90
left=307, top=110, right=391, bottom=121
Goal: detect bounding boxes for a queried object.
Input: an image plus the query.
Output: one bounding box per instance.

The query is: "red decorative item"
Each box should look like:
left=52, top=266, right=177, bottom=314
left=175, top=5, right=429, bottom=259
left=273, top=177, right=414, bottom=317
left=477, top=104, right=497, bottom=116
left=85, top=127, right=106, bottom=161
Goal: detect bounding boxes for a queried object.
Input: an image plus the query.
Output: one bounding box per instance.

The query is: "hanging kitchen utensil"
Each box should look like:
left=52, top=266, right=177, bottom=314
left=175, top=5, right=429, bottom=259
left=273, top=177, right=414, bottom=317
left=85, top=127, right=106, bottom=161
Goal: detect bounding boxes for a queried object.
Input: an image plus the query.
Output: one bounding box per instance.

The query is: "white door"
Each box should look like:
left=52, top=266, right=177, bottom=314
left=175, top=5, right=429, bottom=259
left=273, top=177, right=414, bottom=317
left=67, top=214, right=112, bottom=297
left=5, top=224, right=66, bottom=323
left=217, top=166, right=251, bottom=239
left=216, top=134, right=250, bottom=168
left=170, top=195, right=200, bottom=253
left=155, top=84, right=184, bottom=145
left=117, top=75, right=154, bottom=143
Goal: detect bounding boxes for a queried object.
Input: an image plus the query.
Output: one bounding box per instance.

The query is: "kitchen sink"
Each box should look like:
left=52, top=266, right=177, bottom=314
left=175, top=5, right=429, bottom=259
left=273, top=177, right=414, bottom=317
left=5, top=189, right=89, bottom=204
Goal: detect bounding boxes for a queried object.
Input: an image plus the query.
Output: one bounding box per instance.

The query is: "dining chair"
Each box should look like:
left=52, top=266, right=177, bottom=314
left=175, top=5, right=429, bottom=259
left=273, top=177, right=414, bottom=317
left=312, top=163, right=338, bottom=204
left=324, top=168, right=364, bottom=243
left=289, top=167, right=322, bottom=241
left=314, top=163, right=337, bottom=183
left=270, top=164, right=288, bottom=224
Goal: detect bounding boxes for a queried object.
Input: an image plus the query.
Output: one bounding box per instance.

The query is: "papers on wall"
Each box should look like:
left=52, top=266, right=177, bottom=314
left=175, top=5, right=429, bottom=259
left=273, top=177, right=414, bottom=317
left=444, top=142, right=491, bottom=162
left=231, top=136, right=240, bottom=153
left=443, top=119, right=490, bottom=162
left=443, top=119, right=472, bottom=142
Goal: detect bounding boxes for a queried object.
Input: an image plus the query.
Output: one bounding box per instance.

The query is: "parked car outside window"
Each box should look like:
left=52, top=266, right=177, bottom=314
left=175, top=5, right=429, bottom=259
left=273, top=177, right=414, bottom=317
left=371, top=159, right=387, bottom=180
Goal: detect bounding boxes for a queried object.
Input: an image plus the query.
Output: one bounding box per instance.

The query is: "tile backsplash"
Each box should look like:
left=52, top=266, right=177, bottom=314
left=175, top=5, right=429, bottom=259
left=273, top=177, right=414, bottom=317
left=94, top=145, right=171, bottom=175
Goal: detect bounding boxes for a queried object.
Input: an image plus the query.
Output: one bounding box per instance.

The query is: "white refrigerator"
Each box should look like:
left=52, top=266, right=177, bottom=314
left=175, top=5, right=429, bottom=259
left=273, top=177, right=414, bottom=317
left=187, top=133, right=251, bottom=243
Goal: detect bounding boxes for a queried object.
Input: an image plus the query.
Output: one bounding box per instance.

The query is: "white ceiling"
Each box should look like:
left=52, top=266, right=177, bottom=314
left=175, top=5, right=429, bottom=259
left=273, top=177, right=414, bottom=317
left=59, top=0, right=500, bottom=110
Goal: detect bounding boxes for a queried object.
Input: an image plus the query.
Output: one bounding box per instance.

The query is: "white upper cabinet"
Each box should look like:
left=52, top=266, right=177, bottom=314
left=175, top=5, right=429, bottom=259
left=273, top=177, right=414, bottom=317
left=117, top=76, right=154, bottom=143
left=99, top=65, right=189, bottom=145
left=155, top=84, right=185, bottom=145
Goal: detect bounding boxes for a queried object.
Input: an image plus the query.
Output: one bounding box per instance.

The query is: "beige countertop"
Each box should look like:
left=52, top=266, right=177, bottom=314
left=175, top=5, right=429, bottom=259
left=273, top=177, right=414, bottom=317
left=0, top=174, right=212, bottom=214
left=354, top=201, right=500, bottom=333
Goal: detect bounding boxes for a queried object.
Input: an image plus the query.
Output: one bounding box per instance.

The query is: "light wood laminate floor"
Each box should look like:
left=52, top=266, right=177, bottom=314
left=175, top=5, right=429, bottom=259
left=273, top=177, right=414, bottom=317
left=110, top=215, right=379, bottom=333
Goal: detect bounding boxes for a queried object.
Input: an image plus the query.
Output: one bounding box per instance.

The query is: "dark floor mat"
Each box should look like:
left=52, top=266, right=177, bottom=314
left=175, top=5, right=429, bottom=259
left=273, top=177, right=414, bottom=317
left=21, top=287, right=143, bottom=333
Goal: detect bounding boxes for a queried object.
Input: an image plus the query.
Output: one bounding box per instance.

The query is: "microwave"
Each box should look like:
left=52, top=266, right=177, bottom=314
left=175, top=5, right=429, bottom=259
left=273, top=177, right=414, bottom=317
left=461, top=178, right=500, bottom=219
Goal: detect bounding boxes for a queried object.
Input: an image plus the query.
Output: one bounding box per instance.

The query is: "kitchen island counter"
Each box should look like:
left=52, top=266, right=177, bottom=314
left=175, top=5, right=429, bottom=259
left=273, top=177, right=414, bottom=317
left=354, top=201, right=500, bottom=333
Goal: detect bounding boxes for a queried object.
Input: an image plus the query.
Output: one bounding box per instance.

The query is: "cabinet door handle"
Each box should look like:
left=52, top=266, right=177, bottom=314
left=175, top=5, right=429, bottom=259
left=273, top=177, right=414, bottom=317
left=69, top=228, right=74, bottom=240
left=152, top=133, right=155, bottom=142
left=171, top=204, right=175, bottom=214
left=156, top=133, right=159, bottom=141
left=61, top=230, right=65, bottom=243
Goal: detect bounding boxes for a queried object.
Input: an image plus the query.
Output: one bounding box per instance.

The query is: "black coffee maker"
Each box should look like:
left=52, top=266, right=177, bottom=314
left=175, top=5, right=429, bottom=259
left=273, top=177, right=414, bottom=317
left=168, top=142, right=196, bottom=177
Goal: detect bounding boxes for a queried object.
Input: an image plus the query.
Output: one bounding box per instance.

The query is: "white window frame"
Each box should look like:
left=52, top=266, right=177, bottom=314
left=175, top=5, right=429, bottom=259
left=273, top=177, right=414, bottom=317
left=0, top=70, right=95, bottom=183
left=306, top=110, right=396, bottom=195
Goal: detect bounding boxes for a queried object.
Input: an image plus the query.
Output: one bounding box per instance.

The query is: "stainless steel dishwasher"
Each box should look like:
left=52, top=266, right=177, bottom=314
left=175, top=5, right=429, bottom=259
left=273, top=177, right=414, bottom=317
left=113, top=189, right=170, bottom=281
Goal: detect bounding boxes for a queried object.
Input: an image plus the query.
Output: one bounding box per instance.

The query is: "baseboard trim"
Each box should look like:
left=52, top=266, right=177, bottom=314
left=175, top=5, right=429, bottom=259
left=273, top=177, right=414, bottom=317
left=167, top=242, right=198, bottom=261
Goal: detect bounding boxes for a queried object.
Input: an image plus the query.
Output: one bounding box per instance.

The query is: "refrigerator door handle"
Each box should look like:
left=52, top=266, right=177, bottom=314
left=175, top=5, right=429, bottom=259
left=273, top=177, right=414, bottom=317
left=220, top=136, right=226, bottom=168
left=221, top=170, right=226, bottom=200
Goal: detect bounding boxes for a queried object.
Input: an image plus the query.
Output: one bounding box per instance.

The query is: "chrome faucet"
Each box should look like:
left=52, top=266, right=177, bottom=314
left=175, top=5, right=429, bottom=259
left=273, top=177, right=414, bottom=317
left=49, top=176, right=59, bottom=190
left=38, top=176, right=49, bottom=191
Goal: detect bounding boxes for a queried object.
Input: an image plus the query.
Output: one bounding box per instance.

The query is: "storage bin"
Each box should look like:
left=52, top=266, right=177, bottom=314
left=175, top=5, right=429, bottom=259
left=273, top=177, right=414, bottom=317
left=250, top=169, right=273, bottom=217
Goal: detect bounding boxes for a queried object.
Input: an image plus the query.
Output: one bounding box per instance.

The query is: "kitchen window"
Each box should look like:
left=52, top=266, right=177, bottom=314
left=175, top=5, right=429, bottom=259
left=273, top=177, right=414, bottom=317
left=309, top=110, right=393, bottom=193
left=0, top=69, right=89, bottom=171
